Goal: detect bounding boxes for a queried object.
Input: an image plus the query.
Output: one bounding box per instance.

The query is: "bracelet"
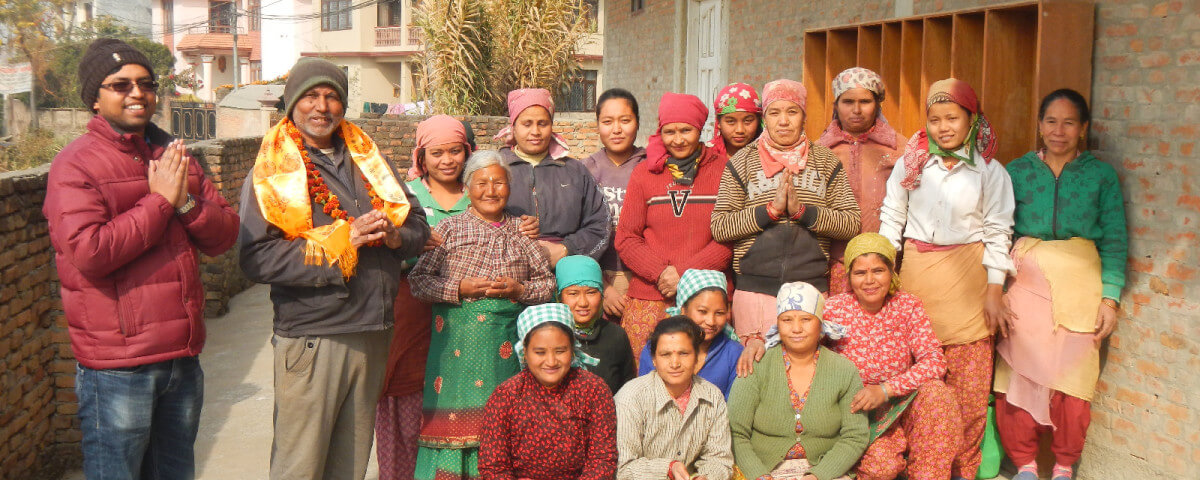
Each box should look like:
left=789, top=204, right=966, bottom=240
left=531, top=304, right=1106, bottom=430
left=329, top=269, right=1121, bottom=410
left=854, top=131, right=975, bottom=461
left=789, top=203, right=807, bottom=221
left=879, top=383, right=890, bottom=399
left=766, top=202, right=783, bottom=221
left=741, top=332, right=765, bottom=345
left=1102, top=298, right=1118, bottom=308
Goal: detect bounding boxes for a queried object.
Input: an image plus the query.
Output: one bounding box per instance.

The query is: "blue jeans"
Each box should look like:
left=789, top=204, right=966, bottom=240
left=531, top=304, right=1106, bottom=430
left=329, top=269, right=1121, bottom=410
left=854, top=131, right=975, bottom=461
left=76, top=356, right=204, bottom=480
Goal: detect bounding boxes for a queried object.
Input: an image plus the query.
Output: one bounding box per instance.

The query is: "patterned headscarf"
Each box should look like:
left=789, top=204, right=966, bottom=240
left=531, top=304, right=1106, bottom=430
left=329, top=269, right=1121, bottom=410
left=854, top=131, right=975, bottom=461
left=769, top=282, right=849, bottom=344
left=514, top=303, right=600, bottom=367
left=707, top=82, right=762, bottom=159
left=493, top=88, right=572, bottom=160
left=843, top=232, right=901, bottom=295
left=406, top=115, right=472, bottom=181
left=555, top=255, right=603, bottom=296
left=831, top=67, right=886, bottom=105
left=756, top=79, right=811, bottom=178
left=898, top=78, right=998, bottom=190
left=665, top=269, right=727, bottom=316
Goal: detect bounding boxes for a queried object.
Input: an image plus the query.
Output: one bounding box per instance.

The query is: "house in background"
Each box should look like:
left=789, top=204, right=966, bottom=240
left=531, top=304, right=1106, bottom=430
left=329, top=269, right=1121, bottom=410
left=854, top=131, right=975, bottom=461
left=150, top=0, right=266, bottom=102
left=302, top=0, right=606, bottom=116
left=72, top=0, right=154, bottom=37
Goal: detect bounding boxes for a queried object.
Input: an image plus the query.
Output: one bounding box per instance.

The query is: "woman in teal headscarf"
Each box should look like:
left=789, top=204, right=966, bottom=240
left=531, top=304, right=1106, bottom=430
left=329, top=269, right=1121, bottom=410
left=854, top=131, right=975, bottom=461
left=557, top=255, right=638, bottom=394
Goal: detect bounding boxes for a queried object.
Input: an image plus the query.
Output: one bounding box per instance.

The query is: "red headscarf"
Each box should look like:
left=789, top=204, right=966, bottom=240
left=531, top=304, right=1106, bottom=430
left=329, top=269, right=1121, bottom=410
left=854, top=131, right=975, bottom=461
left=406, top=115, right=472, bottom=181
left=645, top=92, right=716, bottom=173
left=493, top=88, right=571, bottom=159
left=707, top=82, right=762, bottom=159
left=898, top=78, right=998, bottom=190
left=756, top=79, right=811, bottom=177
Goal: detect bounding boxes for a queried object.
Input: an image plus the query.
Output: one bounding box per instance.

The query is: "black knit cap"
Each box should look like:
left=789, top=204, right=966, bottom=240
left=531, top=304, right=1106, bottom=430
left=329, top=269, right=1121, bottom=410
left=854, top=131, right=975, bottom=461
left=283, top=57, right=349, bottom=116
left=78, top=38, right=156, bottom=112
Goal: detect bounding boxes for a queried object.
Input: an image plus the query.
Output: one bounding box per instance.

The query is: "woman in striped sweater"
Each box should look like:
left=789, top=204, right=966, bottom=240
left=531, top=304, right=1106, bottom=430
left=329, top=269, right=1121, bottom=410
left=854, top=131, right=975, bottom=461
left=615, top=92, right=734, bottom=362
left=710, top=79, right=860, bottom=360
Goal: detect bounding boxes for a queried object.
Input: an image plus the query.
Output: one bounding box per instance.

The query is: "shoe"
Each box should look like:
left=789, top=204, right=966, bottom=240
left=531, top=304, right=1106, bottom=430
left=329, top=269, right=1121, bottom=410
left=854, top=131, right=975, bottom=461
left=1051, top=464, right=1073, bottom=480
left=1012, top=472, right=1039, bottom=480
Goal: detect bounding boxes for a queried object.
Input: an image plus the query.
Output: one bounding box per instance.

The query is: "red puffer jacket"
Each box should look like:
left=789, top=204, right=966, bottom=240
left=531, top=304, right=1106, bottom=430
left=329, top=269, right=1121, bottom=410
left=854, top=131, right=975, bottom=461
left=44, top=116, right=240, bottom=369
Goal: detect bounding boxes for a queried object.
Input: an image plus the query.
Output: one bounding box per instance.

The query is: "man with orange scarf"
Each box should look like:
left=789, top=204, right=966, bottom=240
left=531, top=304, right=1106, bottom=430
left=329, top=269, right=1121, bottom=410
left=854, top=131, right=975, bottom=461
left=238, top=57, right=430, bottom=480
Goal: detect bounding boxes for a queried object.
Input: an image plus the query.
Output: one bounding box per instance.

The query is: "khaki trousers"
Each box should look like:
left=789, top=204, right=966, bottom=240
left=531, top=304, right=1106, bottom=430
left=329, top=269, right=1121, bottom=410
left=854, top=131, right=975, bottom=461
left=270, top=330, right=392, bottom=480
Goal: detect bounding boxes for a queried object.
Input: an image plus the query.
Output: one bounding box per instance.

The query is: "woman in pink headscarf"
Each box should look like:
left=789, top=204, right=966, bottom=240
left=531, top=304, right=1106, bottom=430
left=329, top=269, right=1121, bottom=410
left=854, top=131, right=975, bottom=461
left=495, top=88, right=610, bottom=268
left=818, top=67, right=908, bottom=295
left=710, top=79, right=861, bottom=368
left=878, top=78, right=1015, bottom=480
left=378, top=114, right=474, bottom=480
left=614, top=92, right=733, bottom=359
left=709, top=82, right=763, bottom=159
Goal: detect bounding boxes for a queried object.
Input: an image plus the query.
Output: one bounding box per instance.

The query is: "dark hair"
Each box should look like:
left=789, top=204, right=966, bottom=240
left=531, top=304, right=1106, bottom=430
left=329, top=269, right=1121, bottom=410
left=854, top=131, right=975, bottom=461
left=595, top=88, right=640, bottom=124
left=681, top=286, right=728, bottom=310
left=522, top=321, right=575, bottom=350
left=1038, top=88, right=1091, bottom=124
left=648, top=316, right=703, bottom=356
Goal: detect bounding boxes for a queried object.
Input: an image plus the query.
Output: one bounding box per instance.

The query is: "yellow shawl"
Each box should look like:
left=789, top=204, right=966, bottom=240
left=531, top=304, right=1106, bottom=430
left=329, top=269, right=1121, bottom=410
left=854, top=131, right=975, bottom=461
left=252, top=118, right=410, bottom=278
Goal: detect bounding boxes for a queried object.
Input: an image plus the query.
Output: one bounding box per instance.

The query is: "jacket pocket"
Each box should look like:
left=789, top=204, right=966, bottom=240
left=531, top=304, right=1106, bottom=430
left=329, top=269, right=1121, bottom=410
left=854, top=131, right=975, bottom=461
left=114, top=277, right=137, bottom=337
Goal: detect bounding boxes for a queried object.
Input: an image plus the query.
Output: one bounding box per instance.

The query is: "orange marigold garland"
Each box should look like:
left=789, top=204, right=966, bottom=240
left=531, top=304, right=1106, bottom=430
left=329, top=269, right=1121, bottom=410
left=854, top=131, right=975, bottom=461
left=286, top=119, right=385, bottom=247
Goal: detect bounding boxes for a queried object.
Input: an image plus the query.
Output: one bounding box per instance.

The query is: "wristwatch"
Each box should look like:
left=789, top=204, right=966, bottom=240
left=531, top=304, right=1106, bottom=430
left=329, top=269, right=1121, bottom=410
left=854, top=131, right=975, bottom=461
left=176, top=194, right=196, bottom=215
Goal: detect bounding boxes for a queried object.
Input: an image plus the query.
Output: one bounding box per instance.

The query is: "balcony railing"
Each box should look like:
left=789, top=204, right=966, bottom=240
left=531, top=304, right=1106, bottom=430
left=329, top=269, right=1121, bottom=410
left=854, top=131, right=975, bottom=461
left=408, top=25, right=422, bottom=45
left=375, top=26, right=402, bottom=46
left=188, top=25, right=245, bottom=35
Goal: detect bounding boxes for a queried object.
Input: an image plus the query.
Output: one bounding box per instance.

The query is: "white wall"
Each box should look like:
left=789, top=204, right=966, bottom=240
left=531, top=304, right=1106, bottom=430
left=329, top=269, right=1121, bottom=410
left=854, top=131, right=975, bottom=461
left=261, top=0, right=309, bottom=79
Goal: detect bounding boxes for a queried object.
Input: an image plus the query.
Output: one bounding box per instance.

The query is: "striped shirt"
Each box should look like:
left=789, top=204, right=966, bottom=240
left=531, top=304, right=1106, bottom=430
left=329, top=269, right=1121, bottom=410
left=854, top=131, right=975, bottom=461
left=614, top=373, right=734, bottom=480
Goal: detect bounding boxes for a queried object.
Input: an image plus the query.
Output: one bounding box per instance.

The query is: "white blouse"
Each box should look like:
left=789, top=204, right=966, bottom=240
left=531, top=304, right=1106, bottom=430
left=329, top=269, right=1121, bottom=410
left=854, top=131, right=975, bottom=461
left=878, top=148, right=1016, bottom=285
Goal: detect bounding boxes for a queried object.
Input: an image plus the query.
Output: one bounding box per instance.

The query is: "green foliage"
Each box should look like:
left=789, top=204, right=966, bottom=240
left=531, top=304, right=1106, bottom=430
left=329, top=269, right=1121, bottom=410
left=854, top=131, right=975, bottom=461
left=0, top=128, right=64, bottom=172
left=37, top=16, right=177, bottom=108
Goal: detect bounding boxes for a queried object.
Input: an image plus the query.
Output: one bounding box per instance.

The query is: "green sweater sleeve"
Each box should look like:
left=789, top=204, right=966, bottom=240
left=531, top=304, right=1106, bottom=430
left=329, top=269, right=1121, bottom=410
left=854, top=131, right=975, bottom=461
left=809, top=360, right=870, bottom=480
left=1096, top=166, right=1128, bottom=300
left=728, top=372, right=771, bottom=479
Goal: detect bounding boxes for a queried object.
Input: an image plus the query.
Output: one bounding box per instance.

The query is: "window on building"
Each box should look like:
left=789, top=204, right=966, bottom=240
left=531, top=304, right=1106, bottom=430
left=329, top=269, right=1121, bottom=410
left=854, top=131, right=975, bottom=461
left=378, top=0, right=402, bottom=27
left=322, top=0, right=352, bottom=31
left=209, top=1, right=234, bottom=33
left=251, top=61, right=262, bottom=82
left=247, top=0, right=261, bottom=31
left=163, top=0, right=174, bottom=32
left=582, top=0, right=598, bottom=32
left=631, top=0, right=643, bottom=13
left=557, top=69, right=598, bottom=112
left=84, top=2, right=93, bottom=22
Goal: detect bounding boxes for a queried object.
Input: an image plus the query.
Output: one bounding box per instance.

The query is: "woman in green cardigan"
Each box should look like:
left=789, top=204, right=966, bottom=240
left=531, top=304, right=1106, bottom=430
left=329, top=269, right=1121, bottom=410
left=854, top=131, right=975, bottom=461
left=728, top=282, right=867, bottom=480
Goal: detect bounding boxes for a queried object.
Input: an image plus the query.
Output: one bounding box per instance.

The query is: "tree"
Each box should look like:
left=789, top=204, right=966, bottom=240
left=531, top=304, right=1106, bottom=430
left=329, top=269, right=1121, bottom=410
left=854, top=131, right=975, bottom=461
left=0, top=0, right=74, bottom=126
left=38, top=16, right=177, bottom=108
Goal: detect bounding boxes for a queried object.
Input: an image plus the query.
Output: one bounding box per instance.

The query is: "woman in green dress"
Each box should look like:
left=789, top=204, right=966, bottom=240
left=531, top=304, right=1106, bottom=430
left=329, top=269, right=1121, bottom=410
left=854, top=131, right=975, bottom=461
left=409, top=149, right=557, bottom=480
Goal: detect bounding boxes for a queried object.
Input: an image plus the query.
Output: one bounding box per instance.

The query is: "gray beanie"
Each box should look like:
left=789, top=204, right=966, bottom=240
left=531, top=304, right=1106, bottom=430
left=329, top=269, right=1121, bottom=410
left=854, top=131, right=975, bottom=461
left=283, top=57, right=348, bottom=116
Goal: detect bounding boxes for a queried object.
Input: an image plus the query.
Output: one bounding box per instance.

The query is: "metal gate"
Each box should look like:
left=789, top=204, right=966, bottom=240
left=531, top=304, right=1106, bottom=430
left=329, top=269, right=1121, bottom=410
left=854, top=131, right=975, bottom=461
left=171, top=102, right=217, bottom=141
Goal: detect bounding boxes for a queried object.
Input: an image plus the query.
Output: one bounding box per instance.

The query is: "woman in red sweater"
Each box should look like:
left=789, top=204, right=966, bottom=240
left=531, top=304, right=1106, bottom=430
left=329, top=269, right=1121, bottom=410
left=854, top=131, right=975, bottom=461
left=615, top=92, right=734, bottom=363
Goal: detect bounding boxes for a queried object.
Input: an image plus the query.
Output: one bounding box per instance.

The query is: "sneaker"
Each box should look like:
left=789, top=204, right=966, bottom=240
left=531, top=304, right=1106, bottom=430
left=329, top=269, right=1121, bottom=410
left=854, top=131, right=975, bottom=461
left=1051, top=464, right=1073, bottom=480
left=1012, top=472, right=1039, bottom=480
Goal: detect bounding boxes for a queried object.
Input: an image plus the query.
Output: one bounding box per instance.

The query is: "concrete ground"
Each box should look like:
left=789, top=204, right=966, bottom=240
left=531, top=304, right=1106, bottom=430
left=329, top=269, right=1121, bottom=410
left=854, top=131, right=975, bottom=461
left=62, top=283, right=1013, bottom=480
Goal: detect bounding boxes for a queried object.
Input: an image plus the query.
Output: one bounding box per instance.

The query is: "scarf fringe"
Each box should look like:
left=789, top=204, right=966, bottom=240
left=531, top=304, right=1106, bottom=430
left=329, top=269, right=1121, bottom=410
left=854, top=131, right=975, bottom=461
left=303, top=237, right=359, bottom=279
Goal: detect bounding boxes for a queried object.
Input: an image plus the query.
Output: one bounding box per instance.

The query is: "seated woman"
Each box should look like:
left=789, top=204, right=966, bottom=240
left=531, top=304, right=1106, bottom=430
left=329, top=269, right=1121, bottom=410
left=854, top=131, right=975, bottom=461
left=497, top=88, right=610, bottom=266
left=615, top=317, right=734, bottom=480
left=557, top=254, right=638, bottom=394
left=728, top=282, right=867, bottom=480
left=825, top=233, right=962, bottom=480
left=709, top=82, right=762, bottom=159
left=475, top=303, right=614, bottom=480
left=478, top=303, right=617, bottom=480
left=409, top=150, right=557, bottom=480
left=638, top=269, right=744, bottom=397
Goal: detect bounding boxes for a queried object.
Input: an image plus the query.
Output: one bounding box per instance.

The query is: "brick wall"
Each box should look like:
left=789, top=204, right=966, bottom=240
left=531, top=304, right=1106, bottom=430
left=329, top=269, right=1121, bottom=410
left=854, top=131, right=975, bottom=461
left=0, top=137, right=259, bottom=480
left=602, top=0, right=683, bottom=141
left=606, top=0, right=1200, bottom=478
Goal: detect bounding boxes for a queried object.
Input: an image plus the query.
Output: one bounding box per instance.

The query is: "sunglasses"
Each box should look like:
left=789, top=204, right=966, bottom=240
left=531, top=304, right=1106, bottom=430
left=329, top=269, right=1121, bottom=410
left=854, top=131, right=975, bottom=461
left=99, top=80, right=159, bottom=94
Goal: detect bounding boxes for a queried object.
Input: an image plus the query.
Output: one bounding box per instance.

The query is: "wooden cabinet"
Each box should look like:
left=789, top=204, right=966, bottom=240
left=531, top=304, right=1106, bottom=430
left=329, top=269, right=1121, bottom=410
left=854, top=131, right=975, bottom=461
left=802, top=0, right=1095, bottom=163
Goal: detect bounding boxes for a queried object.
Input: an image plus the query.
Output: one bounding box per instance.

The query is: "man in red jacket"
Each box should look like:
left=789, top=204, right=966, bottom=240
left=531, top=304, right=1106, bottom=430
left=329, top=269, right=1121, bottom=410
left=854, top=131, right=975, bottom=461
left=43, top=38, right=240, bottom=479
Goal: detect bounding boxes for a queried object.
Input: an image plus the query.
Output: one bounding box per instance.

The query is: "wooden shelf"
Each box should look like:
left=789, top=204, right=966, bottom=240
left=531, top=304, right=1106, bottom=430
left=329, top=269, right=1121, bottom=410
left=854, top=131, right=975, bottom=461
left=802, top=0, right=1096, bottom=163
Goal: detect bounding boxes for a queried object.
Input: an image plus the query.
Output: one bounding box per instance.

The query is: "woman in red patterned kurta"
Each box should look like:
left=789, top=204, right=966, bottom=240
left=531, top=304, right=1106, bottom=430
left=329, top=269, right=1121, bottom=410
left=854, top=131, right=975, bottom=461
left=825, top=233, right=963, bottom=480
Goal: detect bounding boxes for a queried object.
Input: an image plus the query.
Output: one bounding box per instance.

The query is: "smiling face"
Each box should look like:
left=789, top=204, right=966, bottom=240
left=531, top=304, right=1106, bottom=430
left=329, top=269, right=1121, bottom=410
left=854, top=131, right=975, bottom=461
left=291, top=85, right=345, bottom=148
left=652, top=332, right=698, bottom=391
left=681, top=289, right=729, bottom=344
left=93, top=64, right=157, bottom=135
left=513, top=106, right=553, bottom=156
left=524, top=325, right=574, bottom=388
left=835, top=88, right=878, bottom=136
left=764, top=100, right=806, bottom=146
left=560, top=285, right=602, bottom=327
left=849, top=253, right=893, bottom=312
left=422, top=142, right=467, bottom=185
left=926, top=101, right=972, bottom=152
left=467, top=164, right=510, bottom=220
left=1039, top=98, right=1086, bottom=157
left=777, top=310, right=822, bottom=355
left=598, top=98, right=638, bottom=156
left=717, top=111, right=760, bottom=151
left=661, top=122, right=701, bottom=159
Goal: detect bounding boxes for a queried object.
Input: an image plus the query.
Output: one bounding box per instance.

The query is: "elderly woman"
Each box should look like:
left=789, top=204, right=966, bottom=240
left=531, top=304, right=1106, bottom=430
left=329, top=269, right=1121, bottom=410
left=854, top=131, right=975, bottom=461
left=557, top=254, right=638, bottom=394
left=728, top=282, right=867, bottom=480
left=638, top=269, right=743, bottom=397
left=816, top=68, right=908, bottom=294
left=616, top=92, right=733, bottom=358
left=581, top=89, right=647, bottom=320
left=995, top=89, right=1127, bottom=480
left=823, top=233, right=962, bottom=480
left=711, top=79, right=860, bottom=352
left=378, top=115, right=474, bottom=480
left=709, top=82, right=763, bottom=159
left=616, top=317, right=734, bottom=480
left=478, top=303, right=617, bottom=480
left=409, top=150, right=556, bottom=480
left=497, top=88, right=610, bottom=266
left=878, top=78, right=1015, bottom=480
